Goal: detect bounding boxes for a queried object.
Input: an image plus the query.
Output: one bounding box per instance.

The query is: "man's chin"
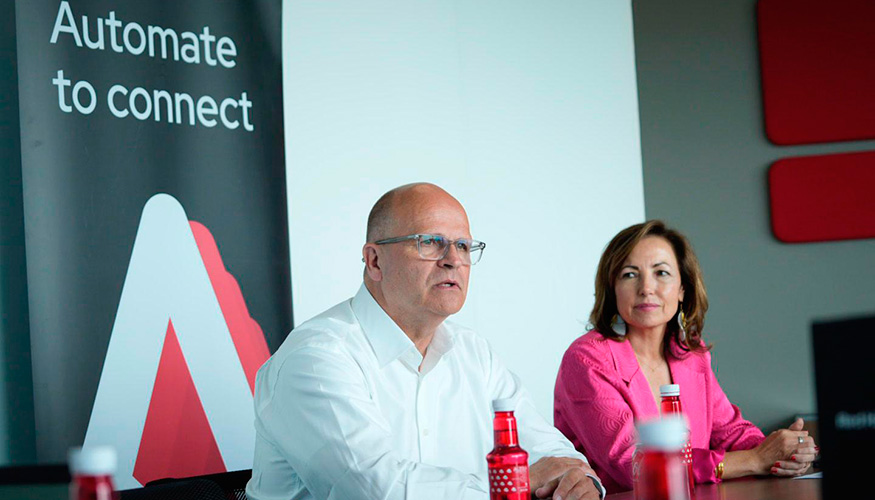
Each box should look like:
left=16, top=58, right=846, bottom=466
left=427, top=298, right=466, bottom=318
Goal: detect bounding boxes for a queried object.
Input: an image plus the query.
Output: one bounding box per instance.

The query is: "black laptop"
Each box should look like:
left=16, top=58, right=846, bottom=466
left=813, top=315, right=875, bottom=498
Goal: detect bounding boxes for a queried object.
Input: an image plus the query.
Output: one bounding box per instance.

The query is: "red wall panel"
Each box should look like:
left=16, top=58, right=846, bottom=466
left=758, top=0, right=875, bottom=145
left=769, top=151, right=875, bottom=243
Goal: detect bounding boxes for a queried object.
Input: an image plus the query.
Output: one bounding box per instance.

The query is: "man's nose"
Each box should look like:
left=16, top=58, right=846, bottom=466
left=439, top=244, right=464, bottom=268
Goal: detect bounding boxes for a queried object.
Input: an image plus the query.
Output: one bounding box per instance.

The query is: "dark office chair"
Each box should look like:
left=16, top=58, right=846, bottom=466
left=137, top=469, right=252, bottom=500
left=120, top=478, right=227, bottom=500
left=197, top=469, right=251, bottom=500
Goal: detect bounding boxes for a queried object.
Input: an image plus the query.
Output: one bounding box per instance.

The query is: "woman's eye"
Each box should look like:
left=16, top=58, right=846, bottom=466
left=656, top=270, right=670, bottom=277
left=620, top=272, right=637, bottom=279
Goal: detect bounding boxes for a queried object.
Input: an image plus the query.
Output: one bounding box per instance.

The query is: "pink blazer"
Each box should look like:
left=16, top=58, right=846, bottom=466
left=554, top=330, right=764, bottom=494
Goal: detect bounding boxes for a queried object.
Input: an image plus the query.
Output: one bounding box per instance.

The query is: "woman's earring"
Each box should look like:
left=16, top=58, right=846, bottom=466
left=677, top=308, right=687, bottom=343
left=611, top=314, right=626, bottom=336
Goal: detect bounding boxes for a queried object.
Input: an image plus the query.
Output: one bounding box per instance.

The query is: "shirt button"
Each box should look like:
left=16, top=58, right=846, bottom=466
left=422, top=429, right=430, bottom=436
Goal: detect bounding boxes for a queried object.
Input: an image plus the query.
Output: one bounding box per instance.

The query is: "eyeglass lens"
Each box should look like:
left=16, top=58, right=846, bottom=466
left=418, top=236, right=483, bottom=264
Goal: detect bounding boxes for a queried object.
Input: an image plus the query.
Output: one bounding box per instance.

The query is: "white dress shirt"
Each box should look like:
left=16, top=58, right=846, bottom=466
left=246, top=284, right=602, bottom=500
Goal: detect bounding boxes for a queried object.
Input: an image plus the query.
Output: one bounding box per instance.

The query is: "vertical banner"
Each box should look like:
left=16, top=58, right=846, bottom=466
left=15, top=0, right=289, bottom=487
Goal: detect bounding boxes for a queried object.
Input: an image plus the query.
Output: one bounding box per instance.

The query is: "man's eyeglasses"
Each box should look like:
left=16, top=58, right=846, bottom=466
left=374, top=234, right=486, bottom=265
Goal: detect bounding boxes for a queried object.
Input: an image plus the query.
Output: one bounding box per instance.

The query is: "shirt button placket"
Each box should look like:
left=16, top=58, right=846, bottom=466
left=415, top=373, right=426, bottom=461
left=418, top=373, right=434, bottom=462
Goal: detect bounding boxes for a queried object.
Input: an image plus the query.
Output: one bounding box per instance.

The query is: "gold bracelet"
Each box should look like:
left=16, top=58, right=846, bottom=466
left=716, top=461, right=725, bottom=480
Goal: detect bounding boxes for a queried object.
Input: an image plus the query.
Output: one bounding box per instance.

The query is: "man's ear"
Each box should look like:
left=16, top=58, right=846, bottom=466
left=363, top=244, right=383, bottom=282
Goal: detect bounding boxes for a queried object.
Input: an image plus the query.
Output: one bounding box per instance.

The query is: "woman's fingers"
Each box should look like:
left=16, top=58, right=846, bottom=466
left=798, top=436, right=816, bottom=448
left=781, top=430, right=809, bottom=454
left=771, top=460, right=811, bottom=476
left=774, top=460, right=809, bottom=471
left=791, top=452, right=816, bottom=463
left=771, top=466, right=808, bottom=476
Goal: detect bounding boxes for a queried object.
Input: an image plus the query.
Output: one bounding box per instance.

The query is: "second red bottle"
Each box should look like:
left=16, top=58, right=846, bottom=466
left=660, top=384, right=695, bottom=499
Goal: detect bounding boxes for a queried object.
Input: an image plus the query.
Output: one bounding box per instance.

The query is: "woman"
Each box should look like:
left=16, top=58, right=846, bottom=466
left=553, top=220, right=816, bottom=493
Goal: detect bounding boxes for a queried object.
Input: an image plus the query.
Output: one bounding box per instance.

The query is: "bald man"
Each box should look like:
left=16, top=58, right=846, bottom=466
left=247, top=184, right=604, bottom=500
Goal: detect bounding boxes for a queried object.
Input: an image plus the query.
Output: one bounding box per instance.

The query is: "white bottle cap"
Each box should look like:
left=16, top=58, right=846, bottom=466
left=492, top=398, right=517, bottom=412
left=636, top=417, right=689, bottom=451
left=659, top=384, right=680, bottom=397
left=68, top=446, right=117, bottom=476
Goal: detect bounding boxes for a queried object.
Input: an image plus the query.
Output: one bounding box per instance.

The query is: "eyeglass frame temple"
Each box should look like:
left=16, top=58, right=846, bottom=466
left=374, top=234, right=421, bottom=245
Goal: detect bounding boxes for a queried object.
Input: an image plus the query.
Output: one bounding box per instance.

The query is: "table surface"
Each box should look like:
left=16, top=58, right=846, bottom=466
left=0, top=476, right=821, bottom=500
left=606, top=477, right=821, bottom=500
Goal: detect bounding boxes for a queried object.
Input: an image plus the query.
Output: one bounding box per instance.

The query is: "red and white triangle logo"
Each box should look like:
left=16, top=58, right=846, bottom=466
left=83, top=194, right=270, bottom=489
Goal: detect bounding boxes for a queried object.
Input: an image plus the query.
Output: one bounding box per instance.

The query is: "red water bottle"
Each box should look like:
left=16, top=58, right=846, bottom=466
left=634, top=418, right=691, bottom=500
left=660, top=384, right=695, bottom=498
left=486, top=399, right=530, bottom=500
left=68, top=446, right=117, bottom=500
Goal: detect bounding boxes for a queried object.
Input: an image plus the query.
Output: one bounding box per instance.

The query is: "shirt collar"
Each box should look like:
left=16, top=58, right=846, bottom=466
left=418, top=322, right=455, bottom=374
left=351, top=284, right=456, bottom=370
left=351, top=284, right=416, bottom=367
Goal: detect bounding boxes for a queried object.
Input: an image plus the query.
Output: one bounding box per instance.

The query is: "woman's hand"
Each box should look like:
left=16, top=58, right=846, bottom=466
left=755, top=418, right=817, bottom=477
left=722, top=418, right=818, bottom=480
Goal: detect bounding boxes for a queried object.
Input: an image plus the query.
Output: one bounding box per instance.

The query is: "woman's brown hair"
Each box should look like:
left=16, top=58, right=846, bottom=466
left=590, top=220, right=710, bottom=355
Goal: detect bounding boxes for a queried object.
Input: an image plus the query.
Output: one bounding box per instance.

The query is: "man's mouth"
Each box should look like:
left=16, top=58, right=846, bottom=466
left=436, top=280, right=459, bottom=289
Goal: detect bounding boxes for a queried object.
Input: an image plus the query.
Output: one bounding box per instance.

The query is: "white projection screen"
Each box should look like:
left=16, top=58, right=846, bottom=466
left=282, top=0, right=644, bottom=420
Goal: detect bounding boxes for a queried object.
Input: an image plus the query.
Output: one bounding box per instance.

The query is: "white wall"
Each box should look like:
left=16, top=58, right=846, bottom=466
left=282, top=0, right=644, bottom=421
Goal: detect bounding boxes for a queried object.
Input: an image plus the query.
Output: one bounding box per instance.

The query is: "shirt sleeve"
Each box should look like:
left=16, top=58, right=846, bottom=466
left=693, top=353, right=765, bottom=484
left=554, top=345, right=639, bottom=492
left=485, top=341, right=607, bottom=499
left=255, top=345, right=489, bottom=500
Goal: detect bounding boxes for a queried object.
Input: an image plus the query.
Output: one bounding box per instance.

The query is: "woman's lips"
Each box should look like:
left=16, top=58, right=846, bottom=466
left=634, top=303, right=660, bottom=311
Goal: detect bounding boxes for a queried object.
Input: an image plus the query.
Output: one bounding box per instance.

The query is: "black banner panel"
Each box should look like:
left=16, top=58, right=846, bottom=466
left=15, top=0, right=289, bottom=486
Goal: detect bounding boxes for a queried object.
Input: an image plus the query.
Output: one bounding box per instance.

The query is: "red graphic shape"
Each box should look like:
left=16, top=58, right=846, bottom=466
left=758, top=0, right=875, bottom=145
left=190, top=221, right=270, bottom=393
left=769, top=151, right=875, bottom=243
left=133, top=320, right=226, bottom=485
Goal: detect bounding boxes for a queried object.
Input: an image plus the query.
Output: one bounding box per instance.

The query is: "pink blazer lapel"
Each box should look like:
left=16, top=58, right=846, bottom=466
left=668, top=353, right=708, bottom=447
left=608, top=338, right=662, bottom=417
